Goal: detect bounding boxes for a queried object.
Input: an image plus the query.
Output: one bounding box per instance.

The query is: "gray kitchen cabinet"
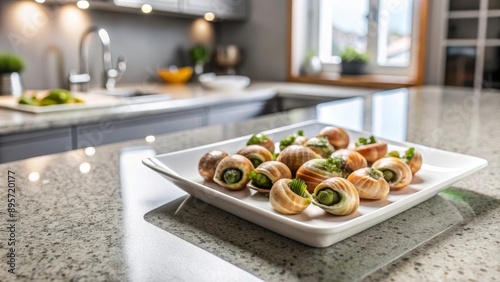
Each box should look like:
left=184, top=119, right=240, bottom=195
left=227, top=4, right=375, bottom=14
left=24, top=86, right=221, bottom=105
left=0, top=128, right=73, bottom=163
left=82, top=0, right=247, bottom=20
left=113, top=0, right=179, bottom=12
left=208, top=99, right=275, bottom=125
left=181, top=0, right=247, bottom=20
left=75, top=109, right=205, bottom=148
left=276, top=96, right=342, bottom=111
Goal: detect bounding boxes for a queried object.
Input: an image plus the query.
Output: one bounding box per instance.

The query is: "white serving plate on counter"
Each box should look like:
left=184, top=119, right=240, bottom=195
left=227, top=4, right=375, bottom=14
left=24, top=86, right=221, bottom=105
left=0, top=92, right=122, bottom=114
left=198, top=72, right=251, bottom=90
left=142, top=120, right=487, bottom=248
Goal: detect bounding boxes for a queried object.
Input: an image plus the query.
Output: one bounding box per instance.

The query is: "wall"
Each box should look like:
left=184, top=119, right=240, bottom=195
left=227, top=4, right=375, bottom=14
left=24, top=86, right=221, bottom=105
left=216, top=0, right=289, bottom=81
left=424, top=0, right=444, bottom=85
left=0, top=0, right=212, bottom=90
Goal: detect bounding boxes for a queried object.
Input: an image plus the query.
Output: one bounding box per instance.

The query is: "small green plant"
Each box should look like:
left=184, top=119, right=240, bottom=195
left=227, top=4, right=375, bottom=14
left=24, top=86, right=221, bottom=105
left=339, top=47, right=368, bottom=63
left=189, top=44, right=212, bottom=64
left=0, top=53, right=26, bottom=73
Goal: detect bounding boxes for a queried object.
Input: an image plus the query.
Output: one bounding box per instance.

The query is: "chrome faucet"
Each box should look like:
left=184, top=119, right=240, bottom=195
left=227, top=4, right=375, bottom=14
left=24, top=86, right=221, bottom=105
left=69, top=26, right=126, bottom=92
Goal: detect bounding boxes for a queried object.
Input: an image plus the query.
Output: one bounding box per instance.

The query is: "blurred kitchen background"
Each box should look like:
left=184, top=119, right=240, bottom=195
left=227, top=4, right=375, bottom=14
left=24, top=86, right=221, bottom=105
left=1, top=0, right=498, bottom=90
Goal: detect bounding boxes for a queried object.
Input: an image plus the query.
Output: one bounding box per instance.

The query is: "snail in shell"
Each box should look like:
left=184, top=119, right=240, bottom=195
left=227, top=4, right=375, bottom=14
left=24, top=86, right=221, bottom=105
left=347, top=167, right=390, bottom=200
left=387, top=147, right=423, bottom=175
left=331, top=149, right=367, bottom=174
left=198, top=150, right=229, bottom=182
left=270, top=178, right=312, bottom=215
left=213, top=154, right=254, bottom=190
left=246, top=132, right=275, bottom=154
left=354, top=136, right=388, bottom=163
left=247, top=161, right=292, bottom=194
left=371, top=157, right=412, bottom=190
left=304, top=136, right=335, bottom=158
left=296, top=156, right=347, bottom=193
left=317, top=126, right=349, bottom=149
left=237, top=145, right=273, bottom=168
left=279, top=130, right=309, bottom=151
left=311, top=177, right=359, bottom=216
left=276, top=145, right=321, bottom=175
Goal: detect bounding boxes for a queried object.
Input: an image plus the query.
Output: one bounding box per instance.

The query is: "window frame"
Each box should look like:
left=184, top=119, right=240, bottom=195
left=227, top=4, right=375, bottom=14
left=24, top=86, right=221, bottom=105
left=288, top=0, right=429, bottom=88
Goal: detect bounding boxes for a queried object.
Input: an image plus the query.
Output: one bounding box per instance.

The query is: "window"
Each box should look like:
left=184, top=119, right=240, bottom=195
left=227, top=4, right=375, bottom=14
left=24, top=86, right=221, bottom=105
left=290, top=0, right=428, bottom=87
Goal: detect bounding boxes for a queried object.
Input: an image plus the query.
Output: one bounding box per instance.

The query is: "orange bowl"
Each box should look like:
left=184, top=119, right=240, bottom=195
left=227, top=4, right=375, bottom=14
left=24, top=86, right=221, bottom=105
left=157, top=67, right=193, bottom=84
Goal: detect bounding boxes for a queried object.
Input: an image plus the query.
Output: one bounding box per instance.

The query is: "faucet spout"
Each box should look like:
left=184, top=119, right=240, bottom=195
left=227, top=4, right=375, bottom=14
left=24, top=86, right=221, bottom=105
left=69, top=26, right=126, bottom=92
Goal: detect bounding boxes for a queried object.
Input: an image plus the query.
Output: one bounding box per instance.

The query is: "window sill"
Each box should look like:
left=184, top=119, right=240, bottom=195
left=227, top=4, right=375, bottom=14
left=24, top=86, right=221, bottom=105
left=289, top=73, right=420, bottom=89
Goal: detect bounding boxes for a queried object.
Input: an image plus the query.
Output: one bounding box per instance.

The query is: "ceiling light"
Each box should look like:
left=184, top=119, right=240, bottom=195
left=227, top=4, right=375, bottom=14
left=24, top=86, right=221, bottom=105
left=145, top=135, right=156, bottom=143
left=77, top=0, right=90, bottom=9
left=35, top=0, right=46, bottom=3
left=141, top=4, right=153, bottom=13
left=204, top=12, right=215, bottom=21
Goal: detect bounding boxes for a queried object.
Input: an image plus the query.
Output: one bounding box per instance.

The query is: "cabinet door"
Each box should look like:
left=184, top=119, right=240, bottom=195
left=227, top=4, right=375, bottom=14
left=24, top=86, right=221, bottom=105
left=181, top=0, right=246, bottom=19
left=114, top=0, right=179, bottom=12
left=75, top=109, right=204, bottom=148
left=0, top=128, right=72, bottom=163
left=208, top=100, right=274, bottom=125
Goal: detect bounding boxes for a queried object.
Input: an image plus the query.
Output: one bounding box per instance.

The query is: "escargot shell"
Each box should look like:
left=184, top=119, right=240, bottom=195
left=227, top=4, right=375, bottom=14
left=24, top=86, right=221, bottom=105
left=354, top=142, right=388, bottom=163
left=276, top=145, right=321, bottom=175
left=304, top=136, right=335, bottom=158
left=246, top=133, right=275, bottom=154
left=198, top=150, right=229, bottom=182
left=312, top=177, right=359, bottom=216
left=247, top=161, right=292, bottom=194
left=347, top=167, right=390, bottom=200
left=317, top=126, right=350, bottom=149
left=331, top=149, right=367, bottom=173
left=372, top=157, right=412, bottom=190
left=296, top=157, right=345, bottom=193
left=269, top=178, right=312, bottom=215
left=213, top=154, right=254, bottom=190
left=406, top=149, right=423, bottom=175
left=237, top=145, right=273, bottom=167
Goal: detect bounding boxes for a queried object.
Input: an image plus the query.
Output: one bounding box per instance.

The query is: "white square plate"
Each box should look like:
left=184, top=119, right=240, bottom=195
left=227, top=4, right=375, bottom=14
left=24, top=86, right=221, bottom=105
left=142, top=120, right=487, bottom=247
left=0, top=92, right=121, bottom=114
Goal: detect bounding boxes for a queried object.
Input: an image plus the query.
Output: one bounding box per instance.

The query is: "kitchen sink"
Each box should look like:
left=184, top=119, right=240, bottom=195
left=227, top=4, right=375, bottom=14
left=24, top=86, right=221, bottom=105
left=89, top=88, right=171, bottom=103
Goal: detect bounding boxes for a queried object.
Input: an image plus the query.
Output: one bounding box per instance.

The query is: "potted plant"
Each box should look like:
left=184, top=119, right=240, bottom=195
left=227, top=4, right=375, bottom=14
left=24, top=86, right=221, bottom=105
left=0, top=53, right=26, bottom=97
left=339, top=47, right=367, bottom=75
left=189, top=44, right=212, bottom=75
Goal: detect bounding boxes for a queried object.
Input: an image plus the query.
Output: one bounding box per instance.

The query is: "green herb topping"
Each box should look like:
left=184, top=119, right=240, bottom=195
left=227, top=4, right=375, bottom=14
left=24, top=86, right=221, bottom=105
left=307, top=136, right=333, bottom=154
left=316, top=188, right=341, bottom=206
left=247, top=133, right=270, bottom=146
left=404, top=147, right=415, bottom=161
left=366, top=168, right=382, bottom=179
left=381, top=169, right=396, bottom=183
left=249, top=170, right=272, bottom=189
left=279, top=130, right=304, bottom=149
left=289, top=178, right=308, bottom=197
left=355, top=136, right=377, bottom=147
left=321, top=157, right=345, bottom=174
left=223, top=169, right=242, bottom=184
left=387, top=151, right=401, bottom=158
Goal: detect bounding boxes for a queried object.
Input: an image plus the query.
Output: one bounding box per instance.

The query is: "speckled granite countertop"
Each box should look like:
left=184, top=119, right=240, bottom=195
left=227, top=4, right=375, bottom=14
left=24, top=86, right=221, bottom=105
left=0, top=86, right=499, bottom=281
left=0, top=82, right=373, bottom=135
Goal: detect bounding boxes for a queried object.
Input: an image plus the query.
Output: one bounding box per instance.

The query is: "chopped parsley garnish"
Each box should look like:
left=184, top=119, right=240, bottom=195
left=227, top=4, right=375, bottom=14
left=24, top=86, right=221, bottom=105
left=355, top=136, right=377, bottom=147
left=404, top=147, right=415, bottom=161
left=321, top=157, right=345, bottom=174
left=289, top=178, right=308, bottom=197
left=247, top=133, right=270, bottom=146
left=279, top=130, right=304, bottom=149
